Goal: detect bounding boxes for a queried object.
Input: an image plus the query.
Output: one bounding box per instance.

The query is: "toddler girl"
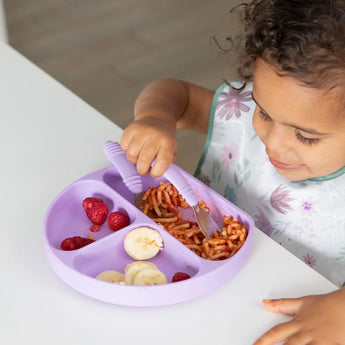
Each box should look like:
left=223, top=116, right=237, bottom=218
left=120, top=0, right=345, bottom=343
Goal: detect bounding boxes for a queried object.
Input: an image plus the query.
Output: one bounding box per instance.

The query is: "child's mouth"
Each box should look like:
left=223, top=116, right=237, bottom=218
left=269, top=157, right=302, bottom=170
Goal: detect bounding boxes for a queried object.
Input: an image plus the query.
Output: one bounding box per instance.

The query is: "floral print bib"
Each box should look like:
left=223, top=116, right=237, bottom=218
left=194, top=82, right=345, bottom=287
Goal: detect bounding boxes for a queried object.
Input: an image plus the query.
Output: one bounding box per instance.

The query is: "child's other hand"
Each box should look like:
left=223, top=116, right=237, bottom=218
left=254, top=288, right=345, bottom=344
left=120, top=116, right=177, bottom=178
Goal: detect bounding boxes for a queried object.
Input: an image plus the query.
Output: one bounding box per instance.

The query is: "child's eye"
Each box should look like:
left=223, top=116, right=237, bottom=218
left=257, top=109, right=271, bottom=121
left=296, top=132, right=320, bottom=145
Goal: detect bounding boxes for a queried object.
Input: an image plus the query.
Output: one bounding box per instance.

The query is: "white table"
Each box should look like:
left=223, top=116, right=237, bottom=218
left=0, top=42, right=337, bottom=345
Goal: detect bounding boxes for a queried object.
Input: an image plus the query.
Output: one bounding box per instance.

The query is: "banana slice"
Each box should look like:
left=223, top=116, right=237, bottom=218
left=124, top=261, right=157, bottom=285
left=96, top=270, right=125, bottom=283
left=124, top=227, right=164, bottom=260
left=133, top=267, right=168, bottom=286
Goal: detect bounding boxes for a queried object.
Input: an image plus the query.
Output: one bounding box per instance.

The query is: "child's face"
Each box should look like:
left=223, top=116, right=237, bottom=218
left=252, top=58, right=345, bottom=181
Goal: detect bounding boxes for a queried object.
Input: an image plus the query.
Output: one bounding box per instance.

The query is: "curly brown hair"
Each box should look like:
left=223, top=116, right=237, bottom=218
left=233, top=0, right=345, bottom=92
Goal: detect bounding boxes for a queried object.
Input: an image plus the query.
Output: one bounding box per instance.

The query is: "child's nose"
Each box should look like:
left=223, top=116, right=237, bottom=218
left=263, top=124, right=291, bottom=153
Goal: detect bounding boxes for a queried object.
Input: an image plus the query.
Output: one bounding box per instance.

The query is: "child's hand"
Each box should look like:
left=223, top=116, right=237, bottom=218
left=254, top=288, right=345, bottom=344
left=120, top=116, right=178, bottom=178
left=120, top=79, right=213, bottom=177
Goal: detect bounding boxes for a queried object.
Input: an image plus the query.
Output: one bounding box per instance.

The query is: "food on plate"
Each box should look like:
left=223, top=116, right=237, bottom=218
left=88, top=232, right=96, bottom=240
left=108, top=211, right=130, bottom=231
left=172, top=272, right=191, bottom=282
left=133, top=267, right=168, bottom=285
left=90, top=224, right=101, bottom=232
left=124, top=261, right=157, bottom=284
left=124, top=227, right=164, bottom=260
left=96, top=270, right=125, bottom=283
left=82, top=197, right=131, bottom=232
left=140, top=181, right=247, bottom=260
left=124, top=261, right=167, bottom=285
left=96, top=261, right=167, bottom=286
left=140, top=181, right=188, bottom=216
left=82, top=197, right=103, bottom=211
left=83, top=197, right=109, bottom=225
left=60, top=236, right=95, bottom=250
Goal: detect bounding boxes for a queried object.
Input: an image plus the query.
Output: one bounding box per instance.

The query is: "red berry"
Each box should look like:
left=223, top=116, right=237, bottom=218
left=82, top=197, right=103, bottom=211
left=107, top=211, right=130, bottom=231
left=60, top=236, right=95, bottom=251
left=172, top=272, right=191, bottom=282
left=86, top=202, right=109, bottom=225
left=90, top=224, right=101, bottom=232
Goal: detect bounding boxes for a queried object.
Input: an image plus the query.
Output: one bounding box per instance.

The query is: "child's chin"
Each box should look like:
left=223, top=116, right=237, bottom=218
left=274, top=167, right=310, bottom=182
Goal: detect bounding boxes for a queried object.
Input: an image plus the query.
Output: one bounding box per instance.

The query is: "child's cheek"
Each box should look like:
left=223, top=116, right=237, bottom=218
left=252, top=111, right=265, bottom=142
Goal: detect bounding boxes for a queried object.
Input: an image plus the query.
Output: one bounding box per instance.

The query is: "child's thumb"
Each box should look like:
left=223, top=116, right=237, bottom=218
left=262, top=297, right=304, bottom=316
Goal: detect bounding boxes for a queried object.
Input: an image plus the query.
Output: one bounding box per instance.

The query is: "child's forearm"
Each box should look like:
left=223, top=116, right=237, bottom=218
left=134, top=79, right=214, bottom=133
left=134, top=79, right=188, bottom=129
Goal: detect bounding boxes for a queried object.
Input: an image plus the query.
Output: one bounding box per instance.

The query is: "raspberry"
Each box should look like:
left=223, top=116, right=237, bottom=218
left=86, top=202, right=109, bottom=225
left=60, top=236, right=95, bottom=251
left=172, top=272, right=191, bottom=282
left=82, top=197, right=103, bottom=211
left=108, top=211, right=130, bottom=231
left=90, top=224, right=101, bottom=232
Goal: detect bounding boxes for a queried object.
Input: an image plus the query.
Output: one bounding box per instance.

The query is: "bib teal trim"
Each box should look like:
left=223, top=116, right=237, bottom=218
left=306, top=165, right=345, bottom=182
left=194, top=83, right=227, bottom=178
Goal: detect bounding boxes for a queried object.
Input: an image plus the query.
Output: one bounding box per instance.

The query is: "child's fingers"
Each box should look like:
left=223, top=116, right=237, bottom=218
left=135, top=143, right=160, bottom=176
left=120, top=128, right=136, bottom=154
left=120, top=134, right=143, bottom=164
left=120, top=119, right=177, bottom=177
left=150, top=144, right=177, bottom=178
left=121, top=133, right=159, bottom=171
left=262, top=297, right=304, bottom=316
left=125, top=145, right=143, bottom=165
left=253, top=321, right=309, bottom=345
left=253, top=321, right=300, bottom=345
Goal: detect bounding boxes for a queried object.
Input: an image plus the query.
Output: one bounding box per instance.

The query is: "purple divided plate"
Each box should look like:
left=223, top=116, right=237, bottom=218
left=43, top=166, right=254, bottom=307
